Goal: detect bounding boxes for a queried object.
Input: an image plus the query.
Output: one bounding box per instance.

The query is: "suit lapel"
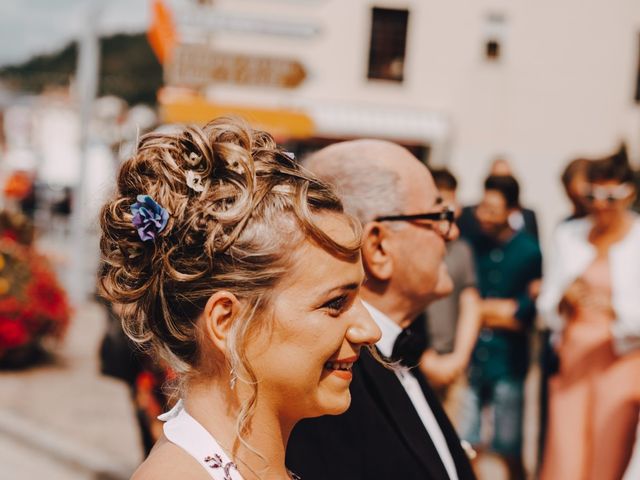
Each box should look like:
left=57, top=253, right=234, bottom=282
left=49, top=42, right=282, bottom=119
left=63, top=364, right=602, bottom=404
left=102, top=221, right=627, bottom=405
left=359, top=349, right=450, bottom=480
left=414, top=370, right=476, bottom=479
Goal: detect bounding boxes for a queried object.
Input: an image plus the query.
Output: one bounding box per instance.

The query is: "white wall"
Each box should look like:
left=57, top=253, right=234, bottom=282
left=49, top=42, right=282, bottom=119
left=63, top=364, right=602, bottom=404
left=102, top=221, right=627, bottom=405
left=181, top=0, right=640, bottom=245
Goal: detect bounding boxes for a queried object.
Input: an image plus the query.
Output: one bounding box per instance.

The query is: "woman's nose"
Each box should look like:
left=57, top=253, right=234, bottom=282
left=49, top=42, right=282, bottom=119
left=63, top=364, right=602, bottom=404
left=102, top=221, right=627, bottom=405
left=590, top=198, right=610, bottom=211
left=347, top=299, right=382, bottom=346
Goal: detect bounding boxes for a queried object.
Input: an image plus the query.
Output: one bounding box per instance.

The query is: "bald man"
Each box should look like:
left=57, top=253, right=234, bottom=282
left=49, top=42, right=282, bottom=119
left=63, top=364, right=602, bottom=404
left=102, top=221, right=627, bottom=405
left=286, top=140, right=476, bottom=480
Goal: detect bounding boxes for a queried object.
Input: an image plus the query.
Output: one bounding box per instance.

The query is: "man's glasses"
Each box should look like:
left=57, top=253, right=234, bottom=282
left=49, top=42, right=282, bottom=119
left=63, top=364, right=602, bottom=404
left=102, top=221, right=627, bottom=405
left=583, top=183, right=633, bottom=204
left=375, top=206, right=455, bottom=238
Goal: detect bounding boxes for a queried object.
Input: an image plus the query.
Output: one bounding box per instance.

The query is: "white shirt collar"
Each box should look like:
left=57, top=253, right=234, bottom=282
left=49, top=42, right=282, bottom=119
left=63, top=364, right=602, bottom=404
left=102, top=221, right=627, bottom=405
left=362, top=304, right=461, bottom=480
left=362, top=301, right=402, bottom=358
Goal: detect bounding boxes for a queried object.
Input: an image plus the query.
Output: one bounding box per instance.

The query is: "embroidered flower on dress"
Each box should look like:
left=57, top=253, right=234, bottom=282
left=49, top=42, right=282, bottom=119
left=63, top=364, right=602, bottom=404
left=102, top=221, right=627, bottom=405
left=204, top=454, right=238, bottom=480
left=130, top=195, right=169, bottom=242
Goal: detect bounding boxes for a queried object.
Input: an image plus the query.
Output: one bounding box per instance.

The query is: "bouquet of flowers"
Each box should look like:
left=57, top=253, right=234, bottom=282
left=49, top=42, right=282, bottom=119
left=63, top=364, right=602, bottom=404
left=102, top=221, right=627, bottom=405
left=0, top=212, right=71, bottom=368
left=3, top=171, right=33, bottom=201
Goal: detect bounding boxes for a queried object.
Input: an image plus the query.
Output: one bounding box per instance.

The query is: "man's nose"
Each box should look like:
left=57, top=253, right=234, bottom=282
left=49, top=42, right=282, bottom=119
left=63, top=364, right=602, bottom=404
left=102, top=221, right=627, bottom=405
left=447, top=222, right=460, bottom=242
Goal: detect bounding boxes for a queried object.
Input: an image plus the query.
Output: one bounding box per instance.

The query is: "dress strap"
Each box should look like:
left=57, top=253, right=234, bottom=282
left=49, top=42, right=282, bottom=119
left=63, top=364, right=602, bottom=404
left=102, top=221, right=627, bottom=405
left=160, top=400, right=244, bottom=480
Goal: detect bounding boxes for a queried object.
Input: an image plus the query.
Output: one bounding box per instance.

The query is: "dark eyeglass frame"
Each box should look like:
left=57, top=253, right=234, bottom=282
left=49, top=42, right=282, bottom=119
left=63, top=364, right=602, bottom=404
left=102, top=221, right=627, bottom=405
left=375, top=206, right=455, bottom=237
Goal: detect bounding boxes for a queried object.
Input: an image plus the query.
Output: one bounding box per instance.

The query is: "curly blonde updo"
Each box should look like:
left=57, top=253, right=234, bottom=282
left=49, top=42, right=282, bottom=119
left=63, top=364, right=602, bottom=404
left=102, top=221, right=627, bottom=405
left=99, top=117, right=359, bottom=389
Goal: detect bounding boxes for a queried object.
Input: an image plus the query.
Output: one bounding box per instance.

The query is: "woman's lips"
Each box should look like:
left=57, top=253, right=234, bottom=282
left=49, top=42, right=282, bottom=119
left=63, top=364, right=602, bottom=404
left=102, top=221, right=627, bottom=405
left=324, top=355, right=358, bottom=380
left=329, top=369, right=353, bottom=380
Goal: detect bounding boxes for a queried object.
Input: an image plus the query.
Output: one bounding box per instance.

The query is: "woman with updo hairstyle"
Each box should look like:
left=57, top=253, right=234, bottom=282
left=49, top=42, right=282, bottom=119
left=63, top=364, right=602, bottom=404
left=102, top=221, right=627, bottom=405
left=99, top=117, right=381, bottom=480
left=538, top=145, right=640, bottom=480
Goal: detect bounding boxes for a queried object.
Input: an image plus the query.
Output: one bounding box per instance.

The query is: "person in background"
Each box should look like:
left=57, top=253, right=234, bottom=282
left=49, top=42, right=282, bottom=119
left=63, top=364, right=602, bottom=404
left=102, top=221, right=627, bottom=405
left=538, top=146, right=640, bottom=480
left=287, top=140, right=476, bottom=480
left=633, top=168, right=640, bottom=214
left=421, top=168, right=481, bottom=423
left=537, top=156, right=591, bottom=467
left=488, top=158, right=512, bottom=177
left=561, top=157, right=591, bottom=221
left=98, top=117, right=381, bottom=480
left=458, top=175, right=542, bottom=480
left=98, top=298, right=163, bottom=454
left=458, top=158, right=539, bottom=241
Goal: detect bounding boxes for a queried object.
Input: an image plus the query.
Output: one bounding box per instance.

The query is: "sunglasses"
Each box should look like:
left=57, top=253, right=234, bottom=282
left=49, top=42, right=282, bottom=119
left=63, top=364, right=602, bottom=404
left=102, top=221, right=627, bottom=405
left=375, top=206, right=455, bottom=238
left=583, top=184, right=633, bottom=204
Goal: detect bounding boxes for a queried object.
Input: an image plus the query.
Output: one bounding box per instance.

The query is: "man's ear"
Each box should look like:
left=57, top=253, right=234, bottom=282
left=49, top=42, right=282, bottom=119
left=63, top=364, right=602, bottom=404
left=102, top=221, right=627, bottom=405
left=202, top=291, right=241, bottom=355
left=361, top=222, right=393, bottom=281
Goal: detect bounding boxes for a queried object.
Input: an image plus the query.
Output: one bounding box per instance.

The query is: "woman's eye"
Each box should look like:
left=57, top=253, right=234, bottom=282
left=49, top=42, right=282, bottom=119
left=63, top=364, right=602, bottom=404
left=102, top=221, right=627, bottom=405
left=322, top=295, right=349, bottom=315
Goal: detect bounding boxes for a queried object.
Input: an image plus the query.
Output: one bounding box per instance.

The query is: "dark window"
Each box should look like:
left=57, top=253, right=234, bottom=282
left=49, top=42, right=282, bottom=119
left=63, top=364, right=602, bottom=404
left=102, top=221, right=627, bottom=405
left=484, top=13, right=505, bottom=62
left=367, top=8, right=409, bottom=82
left=486, top=39, right=500, bottom=60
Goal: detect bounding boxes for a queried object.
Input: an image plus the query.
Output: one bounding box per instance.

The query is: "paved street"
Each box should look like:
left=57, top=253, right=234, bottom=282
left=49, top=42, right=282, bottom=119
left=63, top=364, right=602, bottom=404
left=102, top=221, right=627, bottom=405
left=0, top=300, right=143, bottom=480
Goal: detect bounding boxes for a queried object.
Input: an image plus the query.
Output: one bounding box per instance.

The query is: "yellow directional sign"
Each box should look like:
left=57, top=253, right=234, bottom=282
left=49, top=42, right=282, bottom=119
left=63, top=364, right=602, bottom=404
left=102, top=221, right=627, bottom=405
left=158, top=90, right=315, bottom=140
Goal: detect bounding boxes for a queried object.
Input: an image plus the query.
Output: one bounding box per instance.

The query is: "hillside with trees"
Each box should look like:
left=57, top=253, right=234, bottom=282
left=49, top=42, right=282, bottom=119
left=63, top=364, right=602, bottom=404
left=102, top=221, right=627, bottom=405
left=0, top=33, right=162, bottom=105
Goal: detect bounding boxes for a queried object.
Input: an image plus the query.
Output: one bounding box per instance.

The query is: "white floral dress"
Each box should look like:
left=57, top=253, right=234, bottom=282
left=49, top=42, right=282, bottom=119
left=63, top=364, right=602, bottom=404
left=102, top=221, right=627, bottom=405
left=159, top=400, right=244, bottom=480
left=159, top=400, right=301, bottom=480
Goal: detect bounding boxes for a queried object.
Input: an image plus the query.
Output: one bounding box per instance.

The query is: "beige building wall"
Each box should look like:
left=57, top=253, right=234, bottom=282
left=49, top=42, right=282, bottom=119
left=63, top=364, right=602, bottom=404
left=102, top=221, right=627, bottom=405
left=177, top=0, right=640, bottom=242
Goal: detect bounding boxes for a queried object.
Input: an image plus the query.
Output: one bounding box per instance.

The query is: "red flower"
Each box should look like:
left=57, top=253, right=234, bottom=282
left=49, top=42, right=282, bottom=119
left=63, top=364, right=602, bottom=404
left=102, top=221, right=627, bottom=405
left=26, top=271, right=70, bottom=326
left=16, top=308, right=41, bottom=336
left=0, top=231, right=18, bottom=243
left=3, top=172, right=33, bottom=200
left=0, top=318, right=28, bottom=349
left=0, top=297, right=20, bottom=314
left=0, top=240, right=71, bottom=363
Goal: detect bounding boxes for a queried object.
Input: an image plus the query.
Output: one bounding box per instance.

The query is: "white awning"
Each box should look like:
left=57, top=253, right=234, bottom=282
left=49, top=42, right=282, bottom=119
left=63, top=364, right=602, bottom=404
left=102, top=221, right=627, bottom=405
left=304, top=102, right=450, bottom=145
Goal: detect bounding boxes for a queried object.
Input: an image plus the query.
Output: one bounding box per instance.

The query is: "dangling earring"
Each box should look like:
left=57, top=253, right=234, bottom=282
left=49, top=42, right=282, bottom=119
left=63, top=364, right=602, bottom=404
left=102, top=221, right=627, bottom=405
left=229, top=367, right=237, bottom=390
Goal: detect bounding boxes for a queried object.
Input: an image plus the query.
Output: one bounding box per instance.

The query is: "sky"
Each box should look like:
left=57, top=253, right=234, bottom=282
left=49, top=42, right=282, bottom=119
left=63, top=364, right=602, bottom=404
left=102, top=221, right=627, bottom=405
left=0, top=0, right=150, bottom=67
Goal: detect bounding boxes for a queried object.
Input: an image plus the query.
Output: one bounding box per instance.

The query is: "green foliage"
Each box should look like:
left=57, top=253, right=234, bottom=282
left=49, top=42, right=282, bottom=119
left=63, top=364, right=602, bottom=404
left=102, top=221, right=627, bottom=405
left=0, top=33, right=162, bottom=105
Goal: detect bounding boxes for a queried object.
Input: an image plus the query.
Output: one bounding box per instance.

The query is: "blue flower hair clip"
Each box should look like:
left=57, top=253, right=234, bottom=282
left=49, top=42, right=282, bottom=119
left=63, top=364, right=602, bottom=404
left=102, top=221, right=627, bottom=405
left=130, top=195, right=169, bottom=242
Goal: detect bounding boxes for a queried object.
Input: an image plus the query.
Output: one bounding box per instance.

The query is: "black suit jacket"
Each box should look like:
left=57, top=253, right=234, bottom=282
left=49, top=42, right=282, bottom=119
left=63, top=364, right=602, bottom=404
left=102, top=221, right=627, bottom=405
left=286, top=348, right=476, bottom=480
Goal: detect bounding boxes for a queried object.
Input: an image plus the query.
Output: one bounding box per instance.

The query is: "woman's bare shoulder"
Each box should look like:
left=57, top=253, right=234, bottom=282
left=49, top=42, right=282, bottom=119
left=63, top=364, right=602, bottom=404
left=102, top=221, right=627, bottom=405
left=131, top=436, right=211, bottom=480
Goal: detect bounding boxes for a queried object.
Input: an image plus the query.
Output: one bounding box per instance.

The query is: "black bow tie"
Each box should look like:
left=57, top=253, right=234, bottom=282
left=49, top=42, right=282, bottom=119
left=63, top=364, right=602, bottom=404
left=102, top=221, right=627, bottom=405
left=391, top=316, right=428, bottom=367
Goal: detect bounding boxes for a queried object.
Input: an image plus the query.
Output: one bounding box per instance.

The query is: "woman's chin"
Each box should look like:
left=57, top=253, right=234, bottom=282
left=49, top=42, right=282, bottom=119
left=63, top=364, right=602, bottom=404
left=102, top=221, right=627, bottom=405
left=593, top=214, right=614, bottom=229
left=322, top=391, right=352, bottom=416
left=307, top=391, right=352, bottom=418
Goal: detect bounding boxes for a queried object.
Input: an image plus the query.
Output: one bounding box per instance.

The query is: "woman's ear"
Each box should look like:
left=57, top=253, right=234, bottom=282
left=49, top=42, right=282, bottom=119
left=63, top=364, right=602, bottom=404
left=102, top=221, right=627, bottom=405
left=361, top=222, right=393, bottom=281
left=202, top=291, right=241, bottom=355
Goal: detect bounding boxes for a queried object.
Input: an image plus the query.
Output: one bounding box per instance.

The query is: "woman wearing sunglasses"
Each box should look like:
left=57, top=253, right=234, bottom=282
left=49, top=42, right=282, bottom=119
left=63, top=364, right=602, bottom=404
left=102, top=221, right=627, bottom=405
left=538, top=146, right=640, bottom=480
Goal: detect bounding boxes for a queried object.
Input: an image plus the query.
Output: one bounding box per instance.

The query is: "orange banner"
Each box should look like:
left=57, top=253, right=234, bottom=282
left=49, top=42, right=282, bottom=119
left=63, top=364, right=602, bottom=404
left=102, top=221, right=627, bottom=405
left=147, top=0, right=177, bottom=64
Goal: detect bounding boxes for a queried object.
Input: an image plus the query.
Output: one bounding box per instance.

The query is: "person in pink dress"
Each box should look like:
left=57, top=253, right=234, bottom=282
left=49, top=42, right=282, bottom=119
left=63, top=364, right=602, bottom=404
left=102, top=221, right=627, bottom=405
left=538, top=145, right=640, bottom=480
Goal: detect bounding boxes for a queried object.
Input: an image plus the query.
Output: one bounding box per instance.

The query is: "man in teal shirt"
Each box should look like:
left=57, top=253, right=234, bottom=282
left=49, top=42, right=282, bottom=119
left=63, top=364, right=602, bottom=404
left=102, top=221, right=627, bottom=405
left=458, top=175, right=542, bottom=480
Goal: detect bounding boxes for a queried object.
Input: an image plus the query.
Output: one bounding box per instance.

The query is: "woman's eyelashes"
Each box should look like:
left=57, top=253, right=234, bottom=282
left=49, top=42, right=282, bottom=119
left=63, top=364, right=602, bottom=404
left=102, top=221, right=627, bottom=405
left=321, top=294, right=351, bottom=316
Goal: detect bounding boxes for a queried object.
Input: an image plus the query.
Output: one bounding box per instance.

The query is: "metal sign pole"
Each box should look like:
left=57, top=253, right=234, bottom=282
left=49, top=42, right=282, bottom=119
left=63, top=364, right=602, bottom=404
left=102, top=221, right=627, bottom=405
left=69, top=0, right=101, bottom=304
